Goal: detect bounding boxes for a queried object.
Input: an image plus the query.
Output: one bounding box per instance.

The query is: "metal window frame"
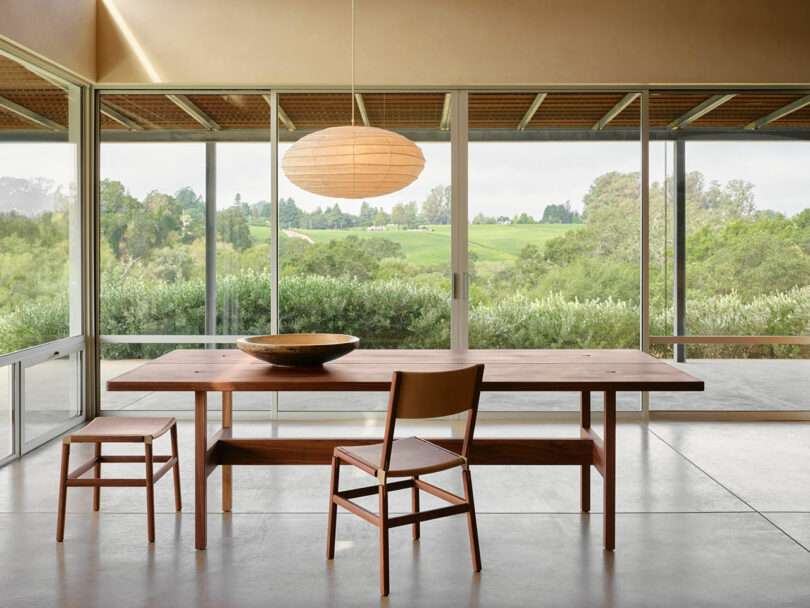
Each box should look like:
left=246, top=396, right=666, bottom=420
left=0, top=42, right=91, bottom=465
left=90, top=84, right=810, bottom=422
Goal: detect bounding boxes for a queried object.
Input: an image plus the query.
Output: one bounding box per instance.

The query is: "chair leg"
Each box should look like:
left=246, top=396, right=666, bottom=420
left=170, top=423, right=182, bottom=511
left=56, top=441, right=70, bottom=542
left=144, top=441, right=155, bottom=542
left=411, top=475, right=420, bottom=540
left=326, top=456, right=340, bottom=559
left=462, top=468, right=482, bottom=572
left=93, top=443, right=101, bottom=511
left=379, top=483, right=390, bottom=597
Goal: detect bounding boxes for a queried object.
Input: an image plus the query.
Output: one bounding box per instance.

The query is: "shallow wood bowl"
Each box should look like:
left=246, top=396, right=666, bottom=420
left=236, top=333, right=359, bottom=367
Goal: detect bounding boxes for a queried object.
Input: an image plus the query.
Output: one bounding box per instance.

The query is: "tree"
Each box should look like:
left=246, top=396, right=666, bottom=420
left=541, top=201, right=581, bottom=224
left=373, top=209, right=391, bottom=226
left=359, top=202, right=377, bottom=227
left=279, top=197, right=303, bottom=228
left=391, top=201, right=419, bottom=228
left=421, top=185, right=451, bottom=224
left=513, top=212, right=536, bottom=225
left=217, top=206, right=253, bottom=251
left=472, top=213, right=497, bottom=224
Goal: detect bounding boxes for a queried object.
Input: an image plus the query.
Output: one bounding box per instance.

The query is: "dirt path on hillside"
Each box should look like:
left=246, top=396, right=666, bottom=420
left=283, top=229, right=315, bottom=244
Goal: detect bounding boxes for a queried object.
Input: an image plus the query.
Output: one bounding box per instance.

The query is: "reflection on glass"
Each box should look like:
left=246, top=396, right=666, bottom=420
left=23, top=354, right=81, bottom=445
left=277, top=92, right=451, bottom=411
left=0, top=366, right=11, bottom=459
left=216, top=143, right=272, bottom=335
left=99, top=142, right=206, bottom=337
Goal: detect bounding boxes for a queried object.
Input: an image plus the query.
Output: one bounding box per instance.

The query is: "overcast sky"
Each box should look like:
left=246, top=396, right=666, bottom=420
left=1, top=140, right=809, bottom=217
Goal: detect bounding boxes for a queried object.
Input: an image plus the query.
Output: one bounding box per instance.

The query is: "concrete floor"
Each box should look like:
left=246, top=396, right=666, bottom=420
left=1, top=419, right=809, bottom=607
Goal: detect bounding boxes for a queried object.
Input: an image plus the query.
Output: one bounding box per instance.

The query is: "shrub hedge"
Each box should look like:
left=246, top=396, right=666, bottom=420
left=1, top=272, right=808, bottom=359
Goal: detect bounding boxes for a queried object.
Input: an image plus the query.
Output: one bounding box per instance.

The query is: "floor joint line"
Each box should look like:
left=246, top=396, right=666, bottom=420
left=648, top=426, right=810, bottom=554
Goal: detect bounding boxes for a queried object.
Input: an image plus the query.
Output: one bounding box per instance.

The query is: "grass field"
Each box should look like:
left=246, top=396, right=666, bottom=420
left=249, top=223, right=581, bottom=266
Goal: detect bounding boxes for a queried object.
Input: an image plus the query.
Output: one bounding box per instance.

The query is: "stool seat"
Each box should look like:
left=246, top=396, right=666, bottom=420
left=70, top=417, right=176, bottom=443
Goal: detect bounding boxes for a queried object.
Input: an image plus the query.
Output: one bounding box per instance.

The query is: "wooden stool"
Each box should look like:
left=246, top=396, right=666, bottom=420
left=56, top=417, right=181, bottom=542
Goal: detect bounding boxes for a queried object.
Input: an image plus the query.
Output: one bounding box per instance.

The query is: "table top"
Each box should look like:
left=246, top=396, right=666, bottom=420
left=106, top=349, right=704, bottom=392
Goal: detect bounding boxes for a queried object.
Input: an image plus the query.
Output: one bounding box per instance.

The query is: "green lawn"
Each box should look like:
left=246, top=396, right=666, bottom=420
left=249, top=223, right=581, bottom=267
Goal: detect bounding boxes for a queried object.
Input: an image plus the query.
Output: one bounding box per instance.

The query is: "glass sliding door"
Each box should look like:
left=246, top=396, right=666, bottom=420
left=0, top=48, right=85, bottom=456
left=649, top=91, right=810, bottom=412
left=98, top=92, right=272, bottom=412
left=277, top=92, right=452, bottom=412
left=467, top=92, right=642, bottom=411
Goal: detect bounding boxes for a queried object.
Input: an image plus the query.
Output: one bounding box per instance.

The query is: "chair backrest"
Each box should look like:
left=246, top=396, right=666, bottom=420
left=379, top=364, right=485, bottom=471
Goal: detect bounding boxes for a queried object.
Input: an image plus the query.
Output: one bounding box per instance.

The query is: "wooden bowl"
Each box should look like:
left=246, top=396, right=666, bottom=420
left=236, top=333, right=359, bottom=367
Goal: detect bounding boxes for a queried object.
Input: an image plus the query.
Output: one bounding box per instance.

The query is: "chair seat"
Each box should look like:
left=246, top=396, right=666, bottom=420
left=336, top=437, right=465, bottom=477
left=70, top=417, right=176, bottom=442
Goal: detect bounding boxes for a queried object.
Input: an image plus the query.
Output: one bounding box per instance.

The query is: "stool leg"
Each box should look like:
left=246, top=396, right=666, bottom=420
left=93, top=443, right=101, bottom=511
left=412, top=475, right=420, bottom=540
left=56, top=440, right=70, bottom=542
left=145, top=441, right=155, bottom=542
left=326, top=456, right=340, bottom=559
left=170, top=424, right=181, bottom=511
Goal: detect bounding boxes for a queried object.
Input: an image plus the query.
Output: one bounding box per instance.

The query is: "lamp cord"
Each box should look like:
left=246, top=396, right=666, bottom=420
left=351, top=0, right=355, bottom=126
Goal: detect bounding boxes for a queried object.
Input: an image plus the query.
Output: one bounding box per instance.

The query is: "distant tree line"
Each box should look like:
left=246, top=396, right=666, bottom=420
left=472, top=201, right=582, bottom=225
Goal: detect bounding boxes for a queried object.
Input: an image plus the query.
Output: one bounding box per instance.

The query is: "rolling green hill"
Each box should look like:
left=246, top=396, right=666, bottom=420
left=249, top=223, right=581, bottom=266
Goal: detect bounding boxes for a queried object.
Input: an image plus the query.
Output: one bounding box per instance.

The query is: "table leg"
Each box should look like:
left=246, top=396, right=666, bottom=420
left=580, top=391, right=591, bottom=513
left=222, top=391, right=233, bottom=512
left=195, top=391, right=208, bottom=550
left=603, top=390, right=616, bottom=551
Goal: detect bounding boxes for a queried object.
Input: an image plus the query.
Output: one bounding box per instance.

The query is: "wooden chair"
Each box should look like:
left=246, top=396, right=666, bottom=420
left=56, top=416, right=181, bottom=543
left=327, top=364, right=485, bottom=596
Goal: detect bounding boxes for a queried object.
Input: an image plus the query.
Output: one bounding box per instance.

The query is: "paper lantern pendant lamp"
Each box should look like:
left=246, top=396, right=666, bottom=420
left=282, top=125, right=426, bottom=199
left=280, top=0, right=426, bottom=199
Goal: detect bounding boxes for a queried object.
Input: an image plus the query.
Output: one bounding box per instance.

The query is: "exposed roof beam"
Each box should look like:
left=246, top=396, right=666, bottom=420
left=667, top=94, right=736, bottom=130
left=100, top=98, right=159, bottom=130
left=24, top=64, right=70, bottom=92
left=262, top=94, right=295, bottom=131
left=745, top=95, right=810, bottom=130
left=0, top=95, right=63, bottom=131
left=354, top=93, right=370, bottom=126
left=166, top=94, right=220, bottom=131
left=592, top=92, right=640, bottom=131
left=440, top=93, right=451, bottom=131
left=517, top=93, right=547, bottom=131
left=100, top=102, right=143, bottom=131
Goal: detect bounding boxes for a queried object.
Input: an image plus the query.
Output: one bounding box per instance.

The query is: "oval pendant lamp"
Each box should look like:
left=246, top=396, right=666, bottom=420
left=281, top=0, right=425, bottom=199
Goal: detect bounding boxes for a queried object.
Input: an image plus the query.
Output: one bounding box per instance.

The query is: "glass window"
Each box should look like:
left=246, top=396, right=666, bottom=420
left=649, top=91, right=810, bottom=411
left=277, top=92, right=451, bottom=412
left=216, top=142, right=272, bottom=335
left=98, top=93, right=273, bottom=410
left=0, top=365, right=11, bottom=460
left=0, top=52, right=81, bottom=356
left=99, top=139, right=207, bottom=336
left=22, top=352, right=81, bottom=446
left=468, top=92, right=642, bottom=411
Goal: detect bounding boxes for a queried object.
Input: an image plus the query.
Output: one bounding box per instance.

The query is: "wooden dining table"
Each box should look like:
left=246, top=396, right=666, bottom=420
left=106, top=348, right=703, bottom=551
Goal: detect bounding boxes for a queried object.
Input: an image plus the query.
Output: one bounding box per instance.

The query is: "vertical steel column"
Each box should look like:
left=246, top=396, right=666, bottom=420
left=673, top=140, right=686, bottom=362
left=639, top=91, right=651, bottom=416
left=87, top=87, right=100, bottom=419
left=450, top=91, right=469, bottom=352
left=270, top=93, right=280, bottom=336
left=205, top=142, right=217, bottom=341
left=269, top=92, right=280, bottom=417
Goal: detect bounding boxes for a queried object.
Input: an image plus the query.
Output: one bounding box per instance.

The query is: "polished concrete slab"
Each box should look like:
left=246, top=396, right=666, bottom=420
left=0, top=419, right=808, bottom=607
